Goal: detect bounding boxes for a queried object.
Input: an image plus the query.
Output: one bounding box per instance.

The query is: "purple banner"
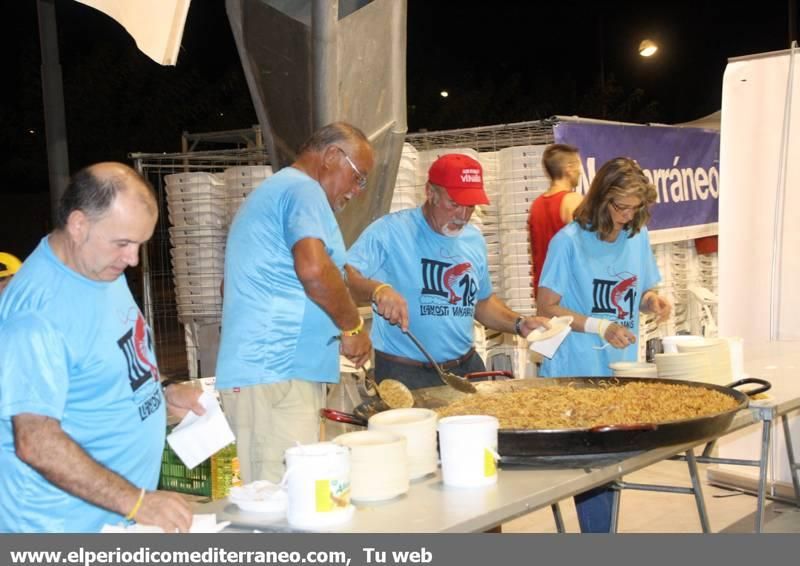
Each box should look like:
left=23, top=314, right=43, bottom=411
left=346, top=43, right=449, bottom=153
left=553, top=122, right=720, bottom=232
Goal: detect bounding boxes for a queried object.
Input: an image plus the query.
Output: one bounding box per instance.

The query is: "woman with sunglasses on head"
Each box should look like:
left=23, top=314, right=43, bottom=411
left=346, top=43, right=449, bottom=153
left=536, top=157, right=672, bottom=533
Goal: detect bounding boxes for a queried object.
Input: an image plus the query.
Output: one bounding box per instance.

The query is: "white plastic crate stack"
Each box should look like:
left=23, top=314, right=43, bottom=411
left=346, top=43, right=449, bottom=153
left=479, top=151, right=501, bottom=290
left=652, top=243, right=682, bottom=333
left=471, top=152, right=501, bottom=363
left=681, top=241, right=718, bottom=337
left=639, top=241, right=712, bottom=359
left=496, top=145, right=549, bottom=317
left=165, top=172, right=227, bottom=326
left=489, top=145, right=549, bottom=377
left=477, top=151, right=501, bottom=364
left=390, top=143, right=421, bottom=212
left=669, top=240, right=700, bottom=335
left=697, top=251, right=719, bottom=326
left=224, top=165, right=273, bottom=224
left=636, top=244, right=671, bottom=360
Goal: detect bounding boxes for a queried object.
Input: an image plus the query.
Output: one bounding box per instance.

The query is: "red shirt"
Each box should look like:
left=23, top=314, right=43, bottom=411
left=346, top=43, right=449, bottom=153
left=528, top=191, right=570, bottom=295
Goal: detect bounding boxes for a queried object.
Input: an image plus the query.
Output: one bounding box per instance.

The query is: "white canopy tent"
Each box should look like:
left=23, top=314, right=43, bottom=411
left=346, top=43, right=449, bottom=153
left=718, top=47, right=800, bottom=343
left=74, top=0, right=191, bottom=66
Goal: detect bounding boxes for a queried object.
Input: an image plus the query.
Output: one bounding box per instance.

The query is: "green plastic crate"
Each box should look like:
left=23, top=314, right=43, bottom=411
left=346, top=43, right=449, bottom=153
left=158, top=441, right=213, bottom=497
left=158, top=436, right=237, bottom=499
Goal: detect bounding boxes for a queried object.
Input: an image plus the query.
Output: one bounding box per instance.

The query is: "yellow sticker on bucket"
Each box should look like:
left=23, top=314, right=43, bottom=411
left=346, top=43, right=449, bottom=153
left=315, top=480, right=333, bottom=512
left=484, top=448, right=497, bottom=477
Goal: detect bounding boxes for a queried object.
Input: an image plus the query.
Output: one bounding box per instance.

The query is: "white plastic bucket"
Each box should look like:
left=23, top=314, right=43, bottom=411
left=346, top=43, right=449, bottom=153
left=438, top=415, right=499, bottom=488
left=283, top=442, right=353, bottom=530
left=368, top=408, right=438, bottom=480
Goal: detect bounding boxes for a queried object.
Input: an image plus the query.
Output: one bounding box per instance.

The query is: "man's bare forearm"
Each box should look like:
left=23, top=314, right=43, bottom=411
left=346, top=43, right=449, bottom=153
left=344, top=264, right=381, bottom=305
left=294, top=239, right=361, bottom=330
left=474, top=294, right=518, bottom=333
left=13, top=414, right=140, bottom=517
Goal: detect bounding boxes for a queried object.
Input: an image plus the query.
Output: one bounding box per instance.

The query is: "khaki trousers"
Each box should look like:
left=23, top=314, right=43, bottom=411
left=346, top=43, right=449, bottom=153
left=220, top=380, right=325, bottom=484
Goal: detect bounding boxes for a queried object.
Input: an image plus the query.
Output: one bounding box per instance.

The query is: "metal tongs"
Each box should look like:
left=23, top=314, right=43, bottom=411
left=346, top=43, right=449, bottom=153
left=403, top=329, right=477, bottom=394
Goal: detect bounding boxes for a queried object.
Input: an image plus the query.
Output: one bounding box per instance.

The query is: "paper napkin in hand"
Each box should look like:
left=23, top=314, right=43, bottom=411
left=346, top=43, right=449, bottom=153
left=527, top=316, right=573, bottom=359
left=167, top=391, right=235, bottom=470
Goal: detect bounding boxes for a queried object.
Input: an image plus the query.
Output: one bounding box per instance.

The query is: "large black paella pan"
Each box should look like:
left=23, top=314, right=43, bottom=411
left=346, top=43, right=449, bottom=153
left=323, top=376, right=769, bottom=459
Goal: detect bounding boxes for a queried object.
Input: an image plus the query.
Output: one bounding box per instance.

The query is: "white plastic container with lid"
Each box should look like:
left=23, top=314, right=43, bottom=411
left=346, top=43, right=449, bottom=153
left=438, top=415, right=499, bottom=488
left=283, top=442, right=353, bottom=530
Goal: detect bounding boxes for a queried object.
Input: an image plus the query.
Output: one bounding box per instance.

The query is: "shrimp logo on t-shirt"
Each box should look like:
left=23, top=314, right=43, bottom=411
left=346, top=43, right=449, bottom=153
left=117, top=308, right=162, bottom=420
left=591, top=271, right=638, bottom=327
left=419, top=257, right=477, bottom=317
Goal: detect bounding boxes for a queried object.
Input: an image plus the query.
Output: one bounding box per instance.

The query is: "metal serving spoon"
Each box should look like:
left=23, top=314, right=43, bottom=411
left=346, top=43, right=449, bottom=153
left=363, top=369, right=414, bottom=409
left=402, top=329, right=477, bottom=394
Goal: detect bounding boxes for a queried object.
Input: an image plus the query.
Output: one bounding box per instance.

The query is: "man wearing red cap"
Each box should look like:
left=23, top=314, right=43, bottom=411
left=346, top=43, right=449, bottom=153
left=346, top=153, right=550, bottom=388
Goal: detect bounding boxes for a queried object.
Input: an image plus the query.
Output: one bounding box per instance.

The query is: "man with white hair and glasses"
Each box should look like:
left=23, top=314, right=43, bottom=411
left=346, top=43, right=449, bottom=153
left=216, top=122, right=374, bottom=484
left=346, top=153, right=549, bottom=390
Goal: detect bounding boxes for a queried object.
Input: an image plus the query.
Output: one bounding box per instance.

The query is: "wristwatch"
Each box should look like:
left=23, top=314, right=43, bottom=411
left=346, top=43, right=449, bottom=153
left=160, top=378, right=182, bottom=391
left=514, top=315, right=525, bottom=337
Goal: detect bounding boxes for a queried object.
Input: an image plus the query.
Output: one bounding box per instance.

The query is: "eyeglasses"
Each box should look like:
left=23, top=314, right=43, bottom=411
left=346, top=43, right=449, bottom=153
left=334, top=146, right=368, bottom=191
left=609, top=200, right=645, bottom=214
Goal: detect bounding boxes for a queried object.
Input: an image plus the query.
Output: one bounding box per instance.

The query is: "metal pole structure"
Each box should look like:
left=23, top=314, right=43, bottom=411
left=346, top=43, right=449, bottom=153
left=37, top=0, right=70, bottom=224
left=312, top=0, right=339, bottom=128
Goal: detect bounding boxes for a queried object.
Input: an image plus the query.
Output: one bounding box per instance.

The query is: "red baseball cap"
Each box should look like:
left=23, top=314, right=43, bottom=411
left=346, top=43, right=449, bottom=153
left=427, top=154, right=490, bottom=206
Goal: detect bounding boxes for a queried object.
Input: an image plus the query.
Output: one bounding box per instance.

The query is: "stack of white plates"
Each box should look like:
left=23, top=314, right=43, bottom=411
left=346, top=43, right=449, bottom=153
left=334, top=430, right=409, bottom=502
left=609, top=361, right=658, bottom=378
left=654, top=352, right=712, bottom=382
left=367, top=408, right=438, bottom=480
left=676, top=338, right=732, bottom=385
left=662, top=335, right=704, bottom=353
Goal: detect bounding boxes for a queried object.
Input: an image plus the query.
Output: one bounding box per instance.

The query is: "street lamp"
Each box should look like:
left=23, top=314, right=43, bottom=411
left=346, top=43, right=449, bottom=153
left=639, top=39, right=658, bottom=57
left=440, top=90, right=449, bottom=98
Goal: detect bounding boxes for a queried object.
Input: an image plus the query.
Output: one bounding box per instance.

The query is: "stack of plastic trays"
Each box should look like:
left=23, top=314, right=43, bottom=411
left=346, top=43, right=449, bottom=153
left=496, top=145, right=549, bottom=318
left=390, top=143, right=420, bottom=213
left=669, top=241, right=697, bottom=333
left=165, top=172, right=227, bottom=324
left=636, top=243, right=668, bottom=358
left=478, top=152, right=508, bottom=364
left=473, top=322, right=487, bottom=364
left=697, top=248, right=719, bottom=323
left=166, top=172, right=227, bottom=229
left=479, top=151, right=501, bottom=292
left=224, top=165, right=273, bottom=224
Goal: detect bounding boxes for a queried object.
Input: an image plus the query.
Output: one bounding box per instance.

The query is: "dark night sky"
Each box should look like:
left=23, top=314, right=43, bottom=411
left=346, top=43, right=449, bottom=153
left=0, top=0, right=796, bottom=200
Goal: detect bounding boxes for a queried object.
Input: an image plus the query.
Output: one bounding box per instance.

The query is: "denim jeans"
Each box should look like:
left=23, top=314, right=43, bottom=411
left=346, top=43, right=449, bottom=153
left=574, top=485, right=615, bottom=533
left=374, top=349, right=487, bottom=390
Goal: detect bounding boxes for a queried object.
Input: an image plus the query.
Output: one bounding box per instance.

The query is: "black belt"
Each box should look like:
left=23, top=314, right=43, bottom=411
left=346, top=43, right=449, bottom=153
left=375, top=347, right=476, bottom=371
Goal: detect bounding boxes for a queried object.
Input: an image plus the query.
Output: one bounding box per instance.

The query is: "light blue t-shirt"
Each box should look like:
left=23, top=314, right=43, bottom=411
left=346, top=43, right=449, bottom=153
left=215, top=167, right=347, bottom=388
left=0, top=238, right=165, bottom=532
left=538, top=223, right=661, bottom=377
left=347, top=207, right=492, bottom=362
